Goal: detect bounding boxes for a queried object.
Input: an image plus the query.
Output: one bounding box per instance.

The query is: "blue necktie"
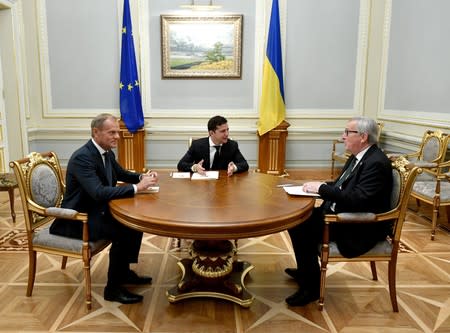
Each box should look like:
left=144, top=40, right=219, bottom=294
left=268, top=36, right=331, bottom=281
left=103, top=152, right=112, bottom=186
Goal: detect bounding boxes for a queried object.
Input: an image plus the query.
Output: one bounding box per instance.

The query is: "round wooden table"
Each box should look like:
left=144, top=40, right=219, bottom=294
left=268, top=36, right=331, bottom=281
left=110, top=171, right=314, bottom=307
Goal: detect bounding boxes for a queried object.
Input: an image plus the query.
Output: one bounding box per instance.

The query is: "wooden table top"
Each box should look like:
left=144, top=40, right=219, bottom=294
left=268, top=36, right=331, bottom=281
left=109, top=171, right=315, bottom=240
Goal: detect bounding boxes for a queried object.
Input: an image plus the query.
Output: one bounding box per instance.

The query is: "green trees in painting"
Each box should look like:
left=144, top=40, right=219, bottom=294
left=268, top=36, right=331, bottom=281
left=205, top=42, right=226, bottom=62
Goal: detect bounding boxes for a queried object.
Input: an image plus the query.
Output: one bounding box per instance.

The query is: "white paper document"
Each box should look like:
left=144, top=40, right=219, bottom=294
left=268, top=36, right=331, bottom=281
left=283, top=185, right=320, bottom=197
left=191, top=171, right=219, bottom=180
left=140, top=186, right=160, bottom=193
left=171, top=172, right=191, bottom=179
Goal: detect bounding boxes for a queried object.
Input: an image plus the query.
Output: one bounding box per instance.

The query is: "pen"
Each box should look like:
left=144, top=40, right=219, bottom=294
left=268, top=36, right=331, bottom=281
left=276, top=183, right=298, bottom=187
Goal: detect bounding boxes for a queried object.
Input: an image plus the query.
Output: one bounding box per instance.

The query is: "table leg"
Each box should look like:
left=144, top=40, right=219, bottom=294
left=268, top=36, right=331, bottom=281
left=439, top=206, right=450, bottom=232
left=166, top=240, right=254, bottom=307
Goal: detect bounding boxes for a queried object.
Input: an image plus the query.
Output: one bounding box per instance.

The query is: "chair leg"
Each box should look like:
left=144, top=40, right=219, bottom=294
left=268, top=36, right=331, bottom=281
left=431, top=204, right=439, bottom=240
left=8, top=188, right=16, bottom=223
left=27, top=250, right=37, bottom=297
left=331, top=159, right=335, bottom=179
left=61, top=256, right=68, bottom=269
left=83, top=257, right=92, bottom=310
left=370, top=261, right=378, bottom=281
left=318, top=263, right=327, bottom=311
left=177, top=238, right=181, bottom=248
left=388, top=258, right=399, bottom=312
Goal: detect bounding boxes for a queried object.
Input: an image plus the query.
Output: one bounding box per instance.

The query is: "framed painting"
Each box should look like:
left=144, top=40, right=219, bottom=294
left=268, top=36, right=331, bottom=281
left=160, top=15, right=243, bottom=79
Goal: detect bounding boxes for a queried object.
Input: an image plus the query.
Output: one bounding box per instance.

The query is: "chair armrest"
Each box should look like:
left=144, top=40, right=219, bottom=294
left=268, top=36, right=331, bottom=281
left=324, top=212, right=377, bottom=224
left=437, top=159, right=450, bottom=169
left=325, top=210, right=400, bottom=224
left=413, top=161, right=438, bottom=168
left=404, top=151, right=420, bottom=160
left=386, top=153, right=404, bottom=160
left=45, top=207, right=89, bottom=241
left=45, top=207, right=87, bottom=221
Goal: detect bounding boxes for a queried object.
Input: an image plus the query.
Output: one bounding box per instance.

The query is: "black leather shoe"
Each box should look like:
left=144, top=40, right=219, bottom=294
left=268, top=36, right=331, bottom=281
left=285, top=288, right=319, bottom=306
left=284, top=267, right=299, bottom=280
left=104, top=286, right=143, bottom=304
left=125, top=270, right=152, bottom=285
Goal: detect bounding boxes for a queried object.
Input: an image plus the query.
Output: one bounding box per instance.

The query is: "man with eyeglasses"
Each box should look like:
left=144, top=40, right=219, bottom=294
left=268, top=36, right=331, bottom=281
left=284, top=116, right=393, bottom=306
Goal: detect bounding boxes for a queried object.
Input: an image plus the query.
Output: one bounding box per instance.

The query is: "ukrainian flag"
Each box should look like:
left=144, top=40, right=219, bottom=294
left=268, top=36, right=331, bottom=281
left=119, top=0, right=144, bottom=133
left=258, top=0, right=285, bottom=136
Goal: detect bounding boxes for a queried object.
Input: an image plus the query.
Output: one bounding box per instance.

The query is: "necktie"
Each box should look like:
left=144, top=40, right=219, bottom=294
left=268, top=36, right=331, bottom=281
left=334, top=157, right=357, bottom=188
left=211, top=145, right=221, bottom=170
left=103, top=152, right=112, bottom=186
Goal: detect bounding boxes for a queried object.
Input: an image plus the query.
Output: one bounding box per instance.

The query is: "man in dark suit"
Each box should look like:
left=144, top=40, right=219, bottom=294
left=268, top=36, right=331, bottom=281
left=285, top=116, right=393, bottom=306
left=177, top=115, right=249, bottom=176
left=50, top=113, right=158, bottom=304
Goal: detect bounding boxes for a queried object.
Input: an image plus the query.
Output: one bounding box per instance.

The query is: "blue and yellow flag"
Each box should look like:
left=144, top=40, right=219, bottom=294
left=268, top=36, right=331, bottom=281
left=257, top=0, right=285, bottom=136
left=119, top=0, right=144, bottom=133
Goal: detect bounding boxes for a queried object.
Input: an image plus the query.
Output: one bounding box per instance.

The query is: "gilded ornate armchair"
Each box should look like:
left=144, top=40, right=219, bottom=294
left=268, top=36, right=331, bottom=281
left=10, top=152, right=111, bottom=310
left=407, top=130, right=450, bottom=240
left=392, top=130, right=449, bottom=240
left=319, top=156, right=421, bottom=312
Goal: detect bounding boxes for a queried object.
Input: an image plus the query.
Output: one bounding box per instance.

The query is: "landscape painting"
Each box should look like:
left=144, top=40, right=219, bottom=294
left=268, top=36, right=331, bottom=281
left=160, top=15, right=243, bottom=79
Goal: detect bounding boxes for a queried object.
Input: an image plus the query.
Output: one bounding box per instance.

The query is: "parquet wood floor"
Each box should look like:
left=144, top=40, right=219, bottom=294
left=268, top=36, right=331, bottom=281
left=0, top=169, right=449, bottom=333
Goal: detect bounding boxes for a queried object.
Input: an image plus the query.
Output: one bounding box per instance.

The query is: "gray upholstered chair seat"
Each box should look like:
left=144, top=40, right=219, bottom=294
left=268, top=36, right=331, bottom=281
left=33, top=226, right=110, bottom=254
left=413, top=181, right=450, bottom=201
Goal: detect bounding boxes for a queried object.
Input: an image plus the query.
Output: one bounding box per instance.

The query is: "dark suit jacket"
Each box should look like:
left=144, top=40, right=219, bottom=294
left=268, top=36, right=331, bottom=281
left=50, top=140, right=141, bottom=240
left=177, top=137, right=249, bottom=173
left=318, top=144, right=393, bottom=257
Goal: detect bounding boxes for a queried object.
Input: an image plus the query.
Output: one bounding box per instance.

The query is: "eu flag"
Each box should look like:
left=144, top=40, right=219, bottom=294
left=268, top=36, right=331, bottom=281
left=257, top=0, right=285, bottom=136
left=120, top=0, right=144, bottom=133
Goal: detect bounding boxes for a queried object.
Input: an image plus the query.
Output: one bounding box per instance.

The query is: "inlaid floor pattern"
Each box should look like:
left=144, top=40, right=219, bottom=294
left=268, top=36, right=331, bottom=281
left=0, top=171, right=449, bottom=333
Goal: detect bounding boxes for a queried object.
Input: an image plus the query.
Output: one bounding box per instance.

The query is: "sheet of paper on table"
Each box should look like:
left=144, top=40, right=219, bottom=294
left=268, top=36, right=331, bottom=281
left=283, top=185, right=320, bottom=197
left=171, top=172, right=191, bottom=179
left=140, top=186, right=160, bottom=194
left=191, top=171, right=219, bottom=180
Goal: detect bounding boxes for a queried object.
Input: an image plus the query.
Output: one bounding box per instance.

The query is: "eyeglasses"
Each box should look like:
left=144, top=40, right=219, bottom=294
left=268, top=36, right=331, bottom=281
left=344, top=129, right=359, bottom=136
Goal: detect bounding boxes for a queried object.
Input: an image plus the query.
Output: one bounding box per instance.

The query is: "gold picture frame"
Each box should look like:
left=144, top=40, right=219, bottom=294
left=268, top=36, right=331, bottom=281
left=160, top=15, right=243, bottom=79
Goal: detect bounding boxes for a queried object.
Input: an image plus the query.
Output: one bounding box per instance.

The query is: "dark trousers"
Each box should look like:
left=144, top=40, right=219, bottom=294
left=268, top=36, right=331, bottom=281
left=98, top=213, right=143, bottom=287
left=50, top=213, right=143, bottom=287
left=287, top=206, right=325, bottom=290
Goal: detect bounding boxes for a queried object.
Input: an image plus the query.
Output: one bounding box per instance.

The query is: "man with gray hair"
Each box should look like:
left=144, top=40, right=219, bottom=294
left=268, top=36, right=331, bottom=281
left=50, top=113, right=158, bottom=304
left=285, top=116, right=393, bottom=306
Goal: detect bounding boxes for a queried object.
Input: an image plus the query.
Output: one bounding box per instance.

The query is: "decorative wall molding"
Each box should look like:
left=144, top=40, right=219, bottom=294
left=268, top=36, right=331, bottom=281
left=353, top=0, right=370, bottom=113
left=377, top=0, right=391, bottom=122
left=36, top=0, right=53, bottom=117
left=380, top=109, right=450, bottom=129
